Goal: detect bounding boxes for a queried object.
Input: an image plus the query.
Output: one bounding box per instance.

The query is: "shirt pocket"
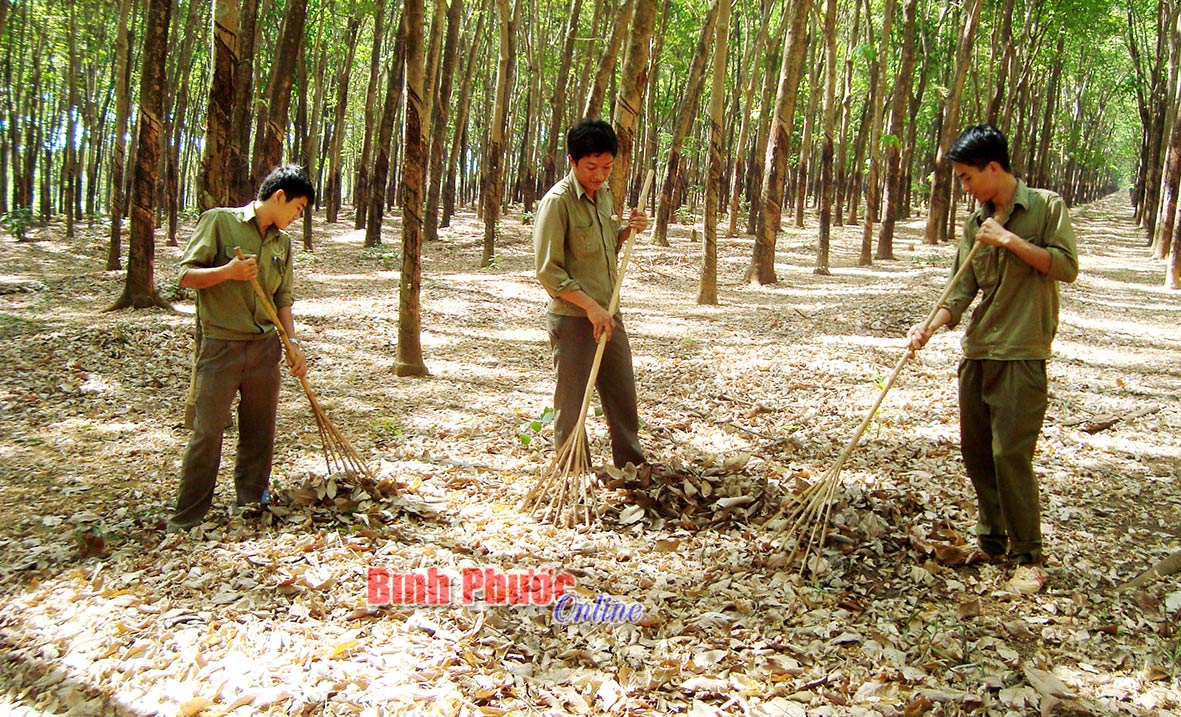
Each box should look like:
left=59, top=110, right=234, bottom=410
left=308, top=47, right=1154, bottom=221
left=570, top=221, right=600, bottom=257
left=263, top=249, right=286, bottom=295
left=971, top=246, right=1000, bottom=291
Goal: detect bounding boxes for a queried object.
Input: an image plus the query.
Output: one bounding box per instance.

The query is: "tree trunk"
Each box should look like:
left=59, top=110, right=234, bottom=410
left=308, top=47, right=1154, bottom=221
left=542, top=0, right=584, bottom=189
left=397, top=0, right=429, bottom=376
left=582, top=0, right=636, bottom=118
left=110, top=0, right=172, bottom=311
left=727, top=0, right=774, bottom=238
left=229, top=0, right=259, bottom=204
left=876, top=0, right=917, bottom=261
left=421, top=0, right=447, bottom=176
left=63, top=2, right=79, bottom=239
left=424, top=0, right=463, bottom=242
left=301, top=18, right=330, bottom=249
left=832, top=3, right=858, bottom=229
left=746, top=0, right=811, bottom=285
left=858, top=0, right=894, bottom=265
left=698, top=0, right=729, bottom=305
left=353, top=0, right=388, bottom=230
left=794, top=47, right=820, bottom=229
left=163, top=0, right=205, bottom=246
left=1169, top=204, right=1181, bottom=288
left=607, top=0, right=657, bottom=210
left=442, top=5, right=486, bottom=226
left=1155, top=66, right=1181, bottom=263
left=252, top=0, right=308, bottom=181
left=746, top=15, right=786, bottom=235
left=198, top=0, right=239, bottom=211
left=107, top=0, right=135, bottom=270
left=653, top=0, right=720, bottom=245
left=366, top=13, right=408, bottom=248
left=922, top=0, right=983, bottom=246
left=326, top=16, right=362, bottom=222
left=481, top=0, right=515, bottom=267
left=515, top=0, right=541, bottom=213
left=815, top=0, right=839, bottom=275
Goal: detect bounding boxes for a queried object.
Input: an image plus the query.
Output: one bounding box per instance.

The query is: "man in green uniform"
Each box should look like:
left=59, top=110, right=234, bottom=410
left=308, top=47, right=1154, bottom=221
left=907, top=124, right=1079, bottom=592
left=168, top=165, right=314, bottom=531
left=534, top=118, right=649, bottom=469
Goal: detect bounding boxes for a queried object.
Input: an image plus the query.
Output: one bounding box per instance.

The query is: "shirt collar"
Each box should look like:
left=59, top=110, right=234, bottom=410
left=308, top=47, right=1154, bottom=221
left=1011, top=179, right=1032, bottom=210
left=568, top=171, right=593, bottom=202
left=980, top=178, right=1030, bottom=222
left=234, top=201, right=277, bottom=240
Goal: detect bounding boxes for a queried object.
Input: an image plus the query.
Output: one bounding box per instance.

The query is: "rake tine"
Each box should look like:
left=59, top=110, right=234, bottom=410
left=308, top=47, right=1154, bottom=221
left=524, top=169, right=656, bottom=526
left=233, top=248, right=380, bottom=494
left=773, top=239, right=988, bottom=571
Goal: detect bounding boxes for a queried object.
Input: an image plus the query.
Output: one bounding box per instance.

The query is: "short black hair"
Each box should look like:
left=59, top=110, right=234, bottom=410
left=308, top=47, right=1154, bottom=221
left=566, top=118, right=618, bottom=162
left=944, top=124, right=1011, bottom=173
left=257, top=165, right=315, bottom=203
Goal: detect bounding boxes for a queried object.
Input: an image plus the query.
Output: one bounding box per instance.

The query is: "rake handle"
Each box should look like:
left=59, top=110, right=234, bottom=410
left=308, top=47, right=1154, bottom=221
left=832, top=238, right=985, bottom=469
left=568, top=169, right=657, bottom=438
left=233, top=247, right=313, bottom=396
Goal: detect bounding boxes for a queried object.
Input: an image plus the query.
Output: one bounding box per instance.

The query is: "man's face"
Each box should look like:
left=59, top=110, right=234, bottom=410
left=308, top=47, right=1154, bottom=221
left=273, top=190, right=309, bottom=230
left=569, top=152, right=615, bottom=197
left=951, top=161, right=1002, bottom=205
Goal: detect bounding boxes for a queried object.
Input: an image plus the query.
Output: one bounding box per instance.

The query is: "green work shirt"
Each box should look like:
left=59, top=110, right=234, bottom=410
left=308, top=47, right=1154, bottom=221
left=942, top=180, right=1079, bottom=361
left=178, top=203, right=295, bottom=341
left=534, top=171, right=622, bottom=317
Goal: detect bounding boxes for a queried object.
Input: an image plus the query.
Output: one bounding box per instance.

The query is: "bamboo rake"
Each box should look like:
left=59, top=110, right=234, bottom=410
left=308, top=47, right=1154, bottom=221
left=523, top=169, right=656, bottom=527
left=234, top=247, right=379, bottom=489
left=776, top=237, right=986, bottom=571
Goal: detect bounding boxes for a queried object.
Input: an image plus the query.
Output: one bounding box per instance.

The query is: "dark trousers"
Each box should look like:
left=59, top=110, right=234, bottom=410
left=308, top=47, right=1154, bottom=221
left=547, top=313, right=645, bottom=468
left=958, top=358, right=1048, bottom=564
left=170, top=334, right=281, bottom=528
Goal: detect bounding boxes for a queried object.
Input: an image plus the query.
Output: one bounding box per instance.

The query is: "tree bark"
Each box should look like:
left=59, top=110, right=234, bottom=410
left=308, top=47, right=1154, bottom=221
left=815, top=0, right=839, bottom=275
left=727, top=0, right=774, bottom=238
left=163, top=0, right=205, bottom=246
left=366, top=13, right=408, bottom=248
left=107, top=0, right=135, bottom=270
left=424, top=0, right=463, bottom=242
left=63, top=1, right=79, bottom=239
left=442, top=5, right=486, bottom=226
left=481, top=0, right=516, bottom=267
left=582, top=0, right=636, bottom=118
left=746, top=0, right=811, bottom=285
left=653, top=0, right=720, bottom=245
left=746, top=15, right=787, bottom=235
left=859, top=0, right=894, bottom=265
left=542, top=0, right=584, bottom=189
left=252, top=0, right=308, bottom=182
left=877, top=0, right=917, bottom=261
left=229, top=0, right=259, bottom=204
left=199, top=0, right=239, bottom=211
left=793, top=47, right=820, bottom=229
left=608, top=0, right=657, bottom=214
left=301, top=17, right=330, bottom=249
left=353, top=0, right=388, bottom=230
left=397, top=0, right=429, bottom=376
left=922, top=0, right=983, bottom=246
left=110, top=0, right=172, bottom=311
left=325, top=16, right=362, bottom=223
left=698, top=0, right=729, bottom=305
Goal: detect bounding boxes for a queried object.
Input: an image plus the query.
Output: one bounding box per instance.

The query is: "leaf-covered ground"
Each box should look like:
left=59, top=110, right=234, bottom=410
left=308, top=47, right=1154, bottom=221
left=0, top=192, right=1178, bottom=716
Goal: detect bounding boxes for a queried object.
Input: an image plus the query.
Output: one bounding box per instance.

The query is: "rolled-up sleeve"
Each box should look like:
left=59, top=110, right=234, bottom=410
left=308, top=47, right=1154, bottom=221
left=273, top=242, right=295, bottom=310
left=534, top=195, right=579, bottom=297
left=941, top=228, right=980, bottom=329
left=177, top=211, right=221, bottom=283
left=1042, top=196, right=1079, bottom=283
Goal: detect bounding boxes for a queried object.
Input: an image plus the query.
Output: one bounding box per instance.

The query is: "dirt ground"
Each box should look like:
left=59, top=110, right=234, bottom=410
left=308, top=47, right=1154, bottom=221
left=0, top=192, right=1178, bottom=716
